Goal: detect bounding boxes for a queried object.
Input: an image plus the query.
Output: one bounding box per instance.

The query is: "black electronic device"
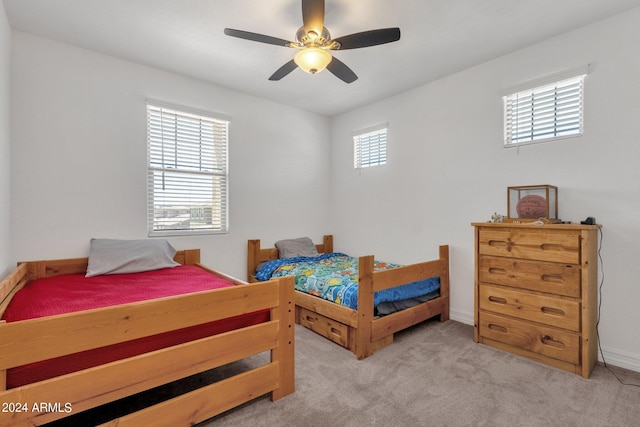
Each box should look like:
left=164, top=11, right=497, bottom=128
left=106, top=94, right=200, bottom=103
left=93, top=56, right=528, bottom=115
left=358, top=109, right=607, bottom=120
left=581, top=217, right=596, bottom=225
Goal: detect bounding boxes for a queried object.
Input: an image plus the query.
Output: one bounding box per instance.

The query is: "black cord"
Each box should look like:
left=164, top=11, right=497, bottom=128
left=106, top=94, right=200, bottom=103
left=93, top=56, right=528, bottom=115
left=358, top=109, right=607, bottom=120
left=596, top=227, right=640, bottom=387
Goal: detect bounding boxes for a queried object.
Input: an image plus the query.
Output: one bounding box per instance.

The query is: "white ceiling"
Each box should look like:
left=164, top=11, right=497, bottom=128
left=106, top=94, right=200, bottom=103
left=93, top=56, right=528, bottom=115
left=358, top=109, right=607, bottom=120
left=4, top=0, right=640, bottom=116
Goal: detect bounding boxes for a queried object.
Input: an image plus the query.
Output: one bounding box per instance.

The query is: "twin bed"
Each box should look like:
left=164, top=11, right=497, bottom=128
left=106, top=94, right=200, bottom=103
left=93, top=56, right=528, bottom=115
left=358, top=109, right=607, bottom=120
left=248, top=235, right=450, bottom=359
left=0, top=241, right=295, bottom=426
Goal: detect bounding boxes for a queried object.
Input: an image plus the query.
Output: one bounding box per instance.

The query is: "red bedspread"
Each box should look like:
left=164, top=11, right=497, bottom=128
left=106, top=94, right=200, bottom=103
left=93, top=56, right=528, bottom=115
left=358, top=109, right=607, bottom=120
left=2, top=265, right=268, bottom=389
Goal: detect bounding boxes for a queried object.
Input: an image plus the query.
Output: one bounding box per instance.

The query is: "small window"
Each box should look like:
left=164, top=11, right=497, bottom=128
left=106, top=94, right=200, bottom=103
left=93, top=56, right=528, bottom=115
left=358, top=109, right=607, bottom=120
left=147, top=102, right=229, bottom=236
left=504, top=68, right=587, bottom=147
left=354, top=126, right=387, bottom=168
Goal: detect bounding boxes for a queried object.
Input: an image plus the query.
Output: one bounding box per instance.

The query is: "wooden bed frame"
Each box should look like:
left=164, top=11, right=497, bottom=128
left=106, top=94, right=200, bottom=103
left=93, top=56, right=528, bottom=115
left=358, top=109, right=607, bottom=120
left=0, top=249, right=295, bottom=426
left=248, top=235, right=449, bottom=360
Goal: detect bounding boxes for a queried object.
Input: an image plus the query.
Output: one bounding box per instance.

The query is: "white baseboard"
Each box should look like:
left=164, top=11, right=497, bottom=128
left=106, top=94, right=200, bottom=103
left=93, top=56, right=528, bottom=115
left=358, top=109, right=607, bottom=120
left=449, top=308, right=473, bottom=326
left=599, top=345, right=640, bottom=373
left=449, top=309, right=640, bottom=374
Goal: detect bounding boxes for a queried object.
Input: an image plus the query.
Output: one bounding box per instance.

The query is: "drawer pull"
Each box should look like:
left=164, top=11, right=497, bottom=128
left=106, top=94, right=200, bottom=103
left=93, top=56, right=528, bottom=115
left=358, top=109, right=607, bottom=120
left=488, top=296, right=507, bottom=305
left=488, top=240, right=508, bottom=248
left=541, top=335, right=565, bottom=348
left=540, top=243, right=564, bottom=251
left=488, top=323, right=508, bottom=333
left=541, top=306, right=565, bottom=316
left=488, top=267, right=507, bottom=275
left=541, top=274, right=564, bottom=283
left=330, top=327, right=343, bottom=337
left=305, top=315, right=316, bottom=324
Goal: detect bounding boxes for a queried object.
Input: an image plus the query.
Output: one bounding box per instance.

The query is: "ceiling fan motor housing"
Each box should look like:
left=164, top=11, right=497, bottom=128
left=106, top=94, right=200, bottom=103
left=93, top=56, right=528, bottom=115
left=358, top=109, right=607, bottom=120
left=296, top=26, right=339, bottom=48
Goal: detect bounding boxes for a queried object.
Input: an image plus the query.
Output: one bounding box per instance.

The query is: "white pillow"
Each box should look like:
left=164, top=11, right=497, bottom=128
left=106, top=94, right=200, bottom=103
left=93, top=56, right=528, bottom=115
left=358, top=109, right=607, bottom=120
left=86, top=238, right=180, bottom=277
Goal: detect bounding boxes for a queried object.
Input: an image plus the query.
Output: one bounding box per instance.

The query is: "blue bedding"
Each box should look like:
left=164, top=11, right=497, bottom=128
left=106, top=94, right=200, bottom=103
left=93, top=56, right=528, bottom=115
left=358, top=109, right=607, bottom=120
left=255, top=253, right=440, bottom=310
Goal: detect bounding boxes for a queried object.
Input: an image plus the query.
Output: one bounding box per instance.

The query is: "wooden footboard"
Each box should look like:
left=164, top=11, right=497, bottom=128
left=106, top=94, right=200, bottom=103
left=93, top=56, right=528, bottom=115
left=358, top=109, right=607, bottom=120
left=362, top=244, right=450, bottom=358
left=247, top=236, right=450, bottom=360
left=0, top=251, right=295, bottom=426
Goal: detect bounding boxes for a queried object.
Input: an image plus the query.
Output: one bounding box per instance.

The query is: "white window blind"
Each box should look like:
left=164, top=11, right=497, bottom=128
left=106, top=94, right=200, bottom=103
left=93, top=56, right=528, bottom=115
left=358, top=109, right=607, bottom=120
left=147, top=102, right=229, bottom=236
left=354, top=126, right=387, bottom=168
left=504, top=74, right=585, bottom=146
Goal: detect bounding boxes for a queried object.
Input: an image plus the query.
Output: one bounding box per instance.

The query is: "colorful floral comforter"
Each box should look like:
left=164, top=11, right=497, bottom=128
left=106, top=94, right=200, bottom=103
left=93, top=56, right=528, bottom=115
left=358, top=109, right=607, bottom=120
left=255, top=253, right=440, bottom=310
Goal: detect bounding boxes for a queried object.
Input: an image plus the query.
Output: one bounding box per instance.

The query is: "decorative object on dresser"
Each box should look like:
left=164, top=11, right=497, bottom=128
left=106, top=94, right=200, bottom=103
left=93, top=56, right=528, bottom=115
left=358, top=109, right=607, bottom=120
left=506, top=184, right=559, bottom=223
left=472, top=222, right=600, bottom=378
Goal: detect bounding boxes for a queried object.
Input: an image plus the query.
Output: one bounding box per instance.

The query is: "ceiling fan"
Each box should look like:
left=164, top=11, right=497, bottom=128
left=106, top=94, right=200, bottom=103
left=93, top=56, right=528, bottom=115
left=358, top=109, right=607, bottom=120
left=223, top=0, right=401, bottom=83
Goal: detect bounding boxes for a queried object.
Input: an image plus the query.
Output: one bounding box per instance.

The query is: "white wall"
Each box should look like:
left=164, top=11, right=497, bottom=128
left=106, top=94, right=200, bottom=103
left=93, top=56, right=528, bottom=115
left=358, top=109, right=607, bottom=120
left=9, top=32, right=331, bottom=280
left=8, top=6, right=640, bottom=373
left=330, top=9, right=640, bottom=371
left=0, top=3, right=10, bottom=278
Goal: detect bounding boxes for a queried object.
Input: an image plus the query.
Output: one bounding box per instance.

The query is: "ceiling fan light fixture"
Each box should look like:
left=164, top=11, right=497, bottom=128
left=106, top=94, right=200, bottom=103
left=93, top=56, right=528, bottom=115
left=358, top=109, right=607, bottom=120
left=224, top=1, right=401, bottom=83
left=294, top=47, right=332, bottom=74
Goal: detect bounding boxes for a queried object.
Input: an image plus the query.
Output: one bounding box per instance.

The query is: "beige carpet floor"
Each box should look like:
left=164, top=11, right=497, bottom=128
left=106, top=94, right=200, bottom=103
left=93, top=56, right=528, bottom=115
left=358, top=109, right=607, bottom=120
left=204, top=320, right=640, bottom=427
left=48, top=320, right=640, bottom=426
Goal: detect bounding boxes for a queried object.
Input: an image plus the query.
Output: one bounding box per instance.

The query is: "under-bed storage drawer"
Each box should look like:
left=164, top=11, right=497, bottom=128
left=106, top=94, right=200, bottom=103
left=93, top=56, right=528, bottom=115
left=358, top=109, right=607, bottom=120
left=298, top=307, right=350, bottom=348
left=479, top=312, right=580, bottom=365
left=478, top=228, right=580, bottom=264
left=478, top=284, right=580, bottom=331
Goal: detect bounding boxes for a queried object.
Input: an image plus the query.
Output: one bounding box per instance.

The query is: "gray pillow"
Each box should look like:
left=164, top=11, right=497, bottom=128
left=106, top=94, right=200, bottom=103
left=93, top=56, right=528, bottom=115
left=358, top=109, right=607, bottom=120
left=86, top=238, right=180, bottom=277
left=275, top=237, right=319, bottom=259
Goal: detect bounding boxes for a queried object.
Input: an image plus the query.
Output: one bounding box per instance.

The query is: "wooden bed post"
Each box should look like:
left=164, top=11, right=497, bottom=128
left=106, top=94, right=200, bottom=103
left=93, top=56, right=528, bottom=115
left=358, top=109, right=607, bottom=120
left=0, top=319, right=5, bottom=391
left=0, top=337, right=5, bottom=390
left=247, top=239, right=261, bottom=282
left=181, top=249, right=201, bottom=265
left=355, top=255, right=375, bottom=360
left=438, top=245, right=450, bottom=322
left=270, top=276, right=295, bottom=400
left=323, top=235, right=333, bottom=253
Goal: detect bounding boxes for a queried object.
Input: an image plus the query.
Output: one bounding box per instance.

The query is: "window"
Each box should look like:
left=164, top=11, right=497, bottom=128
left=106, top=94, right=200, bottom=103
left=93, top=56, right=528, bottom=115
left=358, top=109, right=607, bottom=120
left=147, top=102, right=229, bottom=236
left=503, top=66, right=588, bottom=147
left=354, top=125, right=387, bottom=168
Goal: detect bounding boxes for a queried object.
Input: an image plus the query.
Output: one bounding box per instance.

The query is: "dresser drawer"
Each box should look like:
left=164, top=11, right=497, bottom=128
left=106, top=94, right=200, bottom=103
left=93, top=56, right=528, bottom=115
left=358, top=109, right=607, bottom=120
left=479, top=284, right=580, bottom=331
left=479, top=312, right=580, bottom=365
left=478, top=228, right=580, bottom=264
left=478, top=256, right=580, bottom=298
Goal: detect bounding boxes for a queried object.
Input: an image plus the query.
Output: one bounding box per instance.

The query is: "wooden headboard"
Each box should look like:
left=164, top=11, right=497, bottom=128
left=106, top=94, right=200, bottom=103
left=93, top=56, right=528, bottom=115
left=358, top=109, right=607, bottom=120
left=0, top=249, right=201, bottom=318
left=19, top=249, right=201, bottom=281
left=247, top=235, right=333, bottom=282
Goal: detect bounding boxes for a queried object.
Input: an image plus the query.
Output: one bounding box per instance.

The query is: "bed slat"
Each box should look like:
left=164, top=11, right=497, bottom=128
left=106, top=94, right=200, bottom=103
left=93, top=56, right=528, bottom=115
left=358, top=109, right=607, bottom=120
left=98, top=363, right=280, bottom=427
left=372, top=297, right=447, bottom=341
left=294, top=289, right=359, bottom=327
left=1, top=321, right=279, bottom=426
left=373, top=258, right=447, bottom=292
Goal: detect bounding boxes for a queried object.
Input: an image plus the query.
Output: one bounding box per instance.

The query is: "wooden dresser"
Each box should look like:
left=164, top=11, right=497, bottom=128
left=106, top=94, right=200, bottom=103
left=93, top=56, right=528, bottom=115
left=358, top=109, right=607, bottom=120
left=472, top=222, right=600, bottom=378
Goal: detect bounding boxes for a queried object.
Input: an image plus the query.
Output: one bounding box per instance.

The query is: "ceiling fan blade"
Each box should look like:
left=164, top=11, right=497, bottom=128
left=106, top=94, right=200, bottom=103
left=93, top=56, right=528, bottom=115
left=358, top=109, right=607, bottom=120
left=224, top=28, right=292, bottom=47
left=332, top=28, right=401, bottom=50
left=326, top=57, right=357, bottom=84
left=302, top=0, right=325, bottom=36
left=269, top=60, right=298, bottom=81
